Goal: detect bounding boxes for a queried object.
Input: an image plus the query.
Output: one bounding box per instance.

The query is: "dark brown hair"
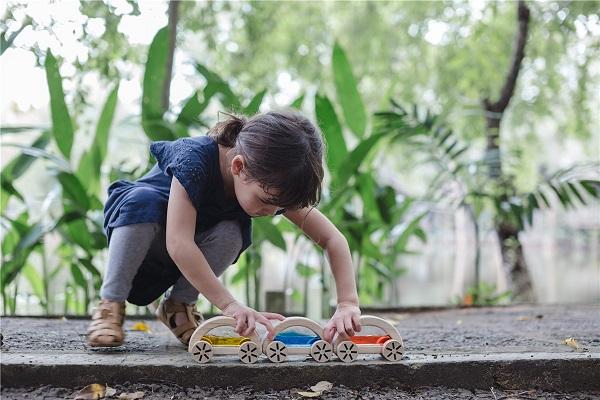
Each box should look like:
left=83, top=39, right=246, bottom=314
left=208, top=110, right=324, bottom=210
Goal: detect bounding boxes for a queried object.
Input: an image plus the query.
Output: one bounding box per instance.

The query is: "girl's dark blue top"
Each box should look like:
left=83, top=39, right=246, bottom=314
left=103, top=136, right=252, bottom=262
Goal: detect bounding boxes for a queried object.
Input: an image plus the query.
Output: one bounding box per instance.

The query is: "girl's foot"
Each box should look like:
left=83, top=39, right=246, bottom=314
left=156, top=298, right=203, bottom=345
left=87, top=299, right=126, bottom=347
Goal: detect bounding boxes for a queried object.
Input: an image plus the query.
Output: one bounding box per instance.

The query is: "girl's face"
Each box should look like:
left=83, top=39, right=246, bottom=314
left=231, top=155, right=284, bottom=217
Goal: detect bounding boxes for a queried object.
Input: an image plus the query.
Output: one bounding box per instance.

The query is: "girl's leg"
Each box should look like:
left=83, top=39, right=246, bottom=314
left=100, top=223, right=161, bottom=301
left=166, top=219, right=243, bottom=305
left=89, top=222, right=160, bottom=346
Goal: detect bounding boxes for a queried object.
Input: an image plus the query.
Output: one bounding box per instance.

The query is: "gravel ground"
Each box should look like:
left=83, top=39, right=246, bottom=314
left=1, top=304, right=599, bottom=355
left=1, top=305, right=599, bottom=398
left=2, top=383, right=600, bottom=400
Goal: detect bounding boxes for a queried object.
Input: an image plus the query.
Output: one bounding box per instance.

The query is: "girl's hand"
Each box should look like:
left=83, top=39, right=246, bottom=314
left=222, top=301, right=285, bottom=339
left=323, top=302, right=361, bottom=343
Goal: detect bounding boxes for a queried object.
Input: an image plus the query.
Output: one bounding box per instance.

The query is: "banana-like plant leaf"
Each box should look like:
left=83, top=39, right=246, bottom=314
left=253, top=217, right=286, bottom=251
left=332, top=41, right=367, bottom=138
left=243, top=89, right=266, bottom=115
left=315, top=93, right=347, bottom=173
left=44, top=50, right=74, bottom=159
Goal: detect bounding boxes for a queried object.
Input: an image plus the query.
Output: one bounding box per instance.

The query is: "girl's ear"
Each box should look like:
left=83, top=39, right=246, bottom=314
left=231, top=155, right=245, bottom=177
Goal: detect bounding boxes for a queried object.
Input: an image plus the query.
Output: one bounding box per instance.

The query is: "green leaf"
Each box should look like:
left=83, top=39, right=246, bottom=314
left=142, top=27, right=169, bottom=121
left=0, top=142, right=71, bottom=171
left=70, top=263, right=87, bottom=289
left=315, top=93, right=347, bottom=173
left=142, top=119, right=180, bottom=141
left=290, top=93, right=305, bottom=109
left=57, top=172, right=90, bottom=211
left=337, top=131, right=387, bottom=185
left=332, top=41, right=367, bottom=137
left=76, top=83, right=119, bottom=194
left=2, top=131, right=51, bottom=180
left=394, top=213, right=427, bottom=253
left=22, top=263, right=46, bottom=306
left=177, top=90, right=210, bottom=127
left=243, top=89, right=266, bottom=115
left=296, top=263, right=316, bottom=278
left=194, top=63, right=241, bottom=110
left=579, top=180, right=599, bottom=198
left=253, top=217, right=286, bottom=251
left=357, top=173, right=380, bottom=223
left=44, top=50, right=74, bottom=159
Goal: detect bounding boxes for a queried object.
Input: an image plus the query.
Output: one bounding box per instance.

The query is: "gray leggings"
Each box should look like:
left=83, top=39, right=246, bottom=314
left=100, top=220, right=243, bottom=305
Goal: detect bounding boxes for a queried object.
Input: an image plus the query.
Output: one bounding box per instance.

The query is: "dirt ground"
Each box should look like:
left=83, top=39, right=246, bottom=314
left=2, top=383, right=600, bottom=400
left=1, top=305, right=599, bottom=398
left=1, top=304, right=599, bottom=355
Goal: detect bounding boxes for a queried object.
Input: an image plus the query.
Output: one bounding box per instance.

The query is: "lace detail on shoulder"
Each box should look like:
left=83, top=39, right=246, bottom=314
left=150, top=138, right=214, bottom=207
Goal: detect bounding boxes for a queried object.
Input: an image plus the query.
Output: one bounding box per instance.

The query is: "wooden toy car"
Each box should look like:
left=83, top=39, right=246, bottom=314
left=262, top=317, right=333, bottom=363
left=187, top=316, right=261, bottom=364
left=334, top=315, right=404, bottom=362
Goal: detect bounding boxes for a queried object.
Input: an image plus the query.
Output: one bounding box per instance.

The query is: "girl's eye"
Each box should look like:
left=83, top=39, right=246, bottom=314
left=275, top=208, right=286, bottom=215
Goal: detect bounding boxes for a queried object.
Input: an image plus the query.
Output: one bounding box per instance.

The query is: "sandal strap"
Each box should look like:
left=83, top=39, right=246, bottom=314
left=88, top=327, right=124, bottom=342
left=87, top=300, right=126, bottom=346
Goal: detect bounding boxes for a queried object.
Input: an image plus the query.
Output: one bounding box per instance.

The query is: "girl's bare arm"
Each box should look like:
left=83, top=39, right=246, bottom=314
left=284, top=207, right=361, bottom=340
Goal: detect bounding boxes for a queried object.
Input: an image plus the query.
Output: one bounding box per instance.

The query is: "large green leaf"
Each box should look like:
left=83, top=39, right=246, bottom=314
left=253, top=217, right=286, bottom=251
left=141, top=27, right=175, bottom=141
left=243, top=89, right=266, bottom=115
left=177, top=90, right=209, bottom=127
left=22, top=263, right=46, bottom=306
left=57, top=172, right=90, bottom=211
left=44, top=50, right=74, bottom=159
left=332, top=41, right=367, bottom=138
left=315, top=93, right=347, bottom=174
left=142, top=27, right=169, bottom=120
left=2, top=131, right=51, bottom=180
left=336, top=131, right=387, bottom=185
left=194, top=63, right=241, bottom=111
left=77, top=83, right=119, bottom=194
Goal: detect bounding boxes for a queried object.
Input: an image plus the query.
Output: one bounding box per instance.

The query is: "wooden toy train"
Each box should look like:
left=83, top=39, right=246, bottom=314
left=187, top=315, right=404, bottom=364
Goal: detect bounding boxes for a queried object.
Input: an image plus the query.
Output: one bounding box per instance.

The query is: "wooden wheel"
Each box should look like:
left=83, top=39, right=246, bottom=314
left=238, top=341, right=260, bottom=364
left=310, top=339, right=333, bottom=363
left=190, top=340, right=213, bottom=364
left=382, top=339, right=404, bottom=361
left=336, top=340, right=358, bottom=363
left=265, top=340, right=288, bottom=363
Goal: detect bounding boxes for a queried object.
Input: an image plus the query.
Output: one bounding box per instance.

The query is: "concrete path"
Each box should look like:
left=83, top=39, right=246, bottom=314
left=1, top=305, right=599, bottom=391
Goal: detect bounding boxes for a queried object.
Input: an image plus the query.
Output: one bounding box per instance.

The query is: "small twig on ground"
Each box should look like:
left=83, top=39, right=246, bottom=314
left=490, top=387, right=498, bottom=400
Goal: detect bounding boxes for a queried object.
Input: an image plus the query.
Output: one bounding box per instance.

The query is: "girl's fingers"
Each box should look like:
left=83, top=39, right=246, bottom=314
left=343, top=317, right=355, bottom=336
left=261, top=312, right=285, bottom=321
left=335, top=318, right=348, bottom=340
left=235, top=314, right=245, bottom=335
left=352, top=314, right=362, bottom=332
left=244, top=313, right=256, bottom=337
left=323, top=324, right=336, bottom=343
left=256, top=314, right=275, bottom=335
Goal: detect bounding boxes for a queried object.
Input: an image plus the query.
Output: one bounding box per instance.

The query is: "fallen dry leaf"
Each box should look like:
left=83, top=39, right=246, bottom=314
left=105, top=386, right=117, bottom=397
left=310, top=381, right=333, bottom=393
left=297, top=391, right=321, bottom=398
left=74, top=384, right=107, bottom=399
left=118, top=391, right=144, bottom=399
left=130, top=322, right=151, bottom=333
left=517, top=316, right=531, bottom=321
left=563, top=337, right=581, bottom=350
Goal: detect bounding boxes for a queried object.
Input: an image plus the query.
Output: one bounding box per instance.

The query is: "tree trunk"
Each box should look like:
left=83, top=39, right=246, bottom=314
left=481, top=1, right=534, bottom=301
left=497, top=222, right=534, bottom=302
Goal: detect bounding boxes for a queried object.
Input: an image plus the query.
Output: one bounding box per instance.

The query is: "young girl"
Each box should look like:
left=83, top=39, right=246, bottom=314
left=87, top=110, right=361, bottom=347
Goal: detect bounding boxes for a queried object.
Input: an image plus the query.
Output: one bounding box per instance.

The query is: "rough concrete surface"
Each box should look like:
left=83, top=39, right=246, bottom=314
left=1, top=304, right=599, bottom=398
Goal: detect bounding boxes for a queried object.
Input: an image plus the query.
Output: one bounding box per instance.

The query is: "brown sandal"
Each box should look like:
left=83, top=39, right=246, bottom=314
left=87, top=300, right=126, bottom=347
left=156, top=298, right=203, bottom=345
